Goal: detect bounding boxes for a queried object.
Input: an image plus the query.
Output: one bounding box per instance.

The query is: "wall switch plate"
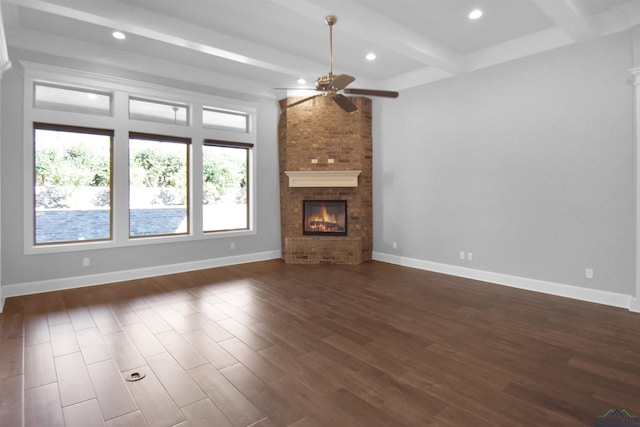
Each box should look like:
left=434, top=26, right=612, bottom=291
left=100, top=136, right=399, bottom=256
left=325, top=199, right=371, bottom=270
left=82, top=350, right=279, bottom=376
left=230, top=242, right=235, bottom=250
left=392, top=242, right=397, bottom=249
left=467, top=252, right=473, bottom=261
left=586, top=268, right=594, bottom=279
left=460, top=251, right=465, bottom=260
left=311, top=158, right=318, bottom=164
left=328, top=158, right=335, bottom=164
left=83, top=257, right=90, bottom=267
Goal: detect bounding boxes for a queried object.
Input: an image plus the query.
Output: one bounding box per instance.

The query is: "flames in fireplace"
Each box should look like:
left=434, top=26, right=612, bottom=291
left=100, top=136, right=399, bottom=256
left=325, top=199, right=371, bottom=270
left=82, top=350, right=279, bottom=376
left=308, top=205, right=340, bottom=232
left=303, top=200, right=347, bottom=236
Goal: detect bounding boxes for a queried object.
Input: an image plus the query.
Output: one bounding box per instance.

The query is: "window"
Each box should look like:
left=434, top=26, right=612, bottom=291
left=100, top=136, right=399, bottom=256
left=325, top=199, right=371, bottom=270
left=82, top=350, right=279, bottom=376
left=34, top=123, right=113, bottom=245
left=203, top=141, right=251, bottom=232
left=129, top=97, right=189, bottom=125
left=24, top=64, right=257, bottom=254
left=203, top=107, right=249, bottom=132
left=129, top=133, right=190, bottom=237
left=35, top=83, right=112, bottom=116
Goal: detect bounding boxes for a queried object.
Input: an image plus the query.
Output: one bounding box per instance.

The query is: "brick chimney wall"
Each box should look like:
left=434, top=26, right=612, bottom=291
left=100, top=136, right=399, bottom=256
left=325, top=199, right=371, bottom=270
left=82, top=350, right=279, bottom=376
left=278, top=95, right=373, bottom=264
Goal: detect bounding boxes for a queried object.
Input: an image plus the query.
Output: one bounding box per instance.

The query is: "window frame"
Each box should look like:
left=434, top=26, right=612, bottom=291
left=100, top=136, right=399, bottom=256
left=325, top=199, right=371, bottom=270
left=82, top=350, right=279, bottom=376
left=33, top=122, right=115, bottom=246
left=22, top=61, right=258, bottom=255
left=128, top=132, right=191, bottom=239
left=202, top=139, right=253, bottom=233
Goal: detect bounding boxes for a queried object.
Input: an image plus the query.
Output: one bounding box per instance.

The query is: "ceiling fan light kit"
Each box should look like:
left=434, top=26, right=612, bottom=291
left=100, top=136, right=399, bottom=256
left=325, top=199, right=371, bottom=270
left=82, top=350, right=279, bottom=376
left=278, top=15, right=399, bottom=113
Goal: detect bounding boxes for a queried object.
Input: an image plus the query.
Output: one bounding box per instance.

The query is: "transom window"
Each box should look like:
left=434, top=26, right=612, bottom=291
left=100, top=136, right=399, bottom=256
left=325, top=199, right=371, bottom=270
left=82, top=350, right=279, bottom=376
left=34, top=83, right=112, bottom=116
left=129, top=97, right=189, bottom=125
left=203, top=107, right=249, bottom=132
left=24, top=64, right=257, bottom=254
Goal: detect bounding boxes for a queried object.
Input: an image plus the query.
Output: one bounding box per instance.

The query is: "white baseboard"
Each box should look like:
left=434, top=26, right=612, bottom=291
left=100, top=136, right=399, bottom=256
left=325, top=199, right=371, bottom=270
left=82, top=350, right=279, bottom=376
left=372, top=252, right=634, bottom=311
left=2, top=250, right=282, bottom=302
left=2, top=250, right=634, bottom=314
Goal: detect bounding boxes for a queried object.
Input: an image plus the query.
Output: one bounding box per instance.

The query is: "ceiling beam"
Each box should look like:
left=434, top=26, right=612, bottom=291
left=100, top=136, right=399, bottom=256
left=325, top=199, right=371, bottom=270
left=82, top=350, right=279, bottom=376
left=8, top=26, right=277, bottom=98
left=379, top=66, right=455, bottom=92
left=266, top=0, right=466, bottom=75
left=530, top=0, right=596, bottom=41
left=3, top=0, right=327, bottom=80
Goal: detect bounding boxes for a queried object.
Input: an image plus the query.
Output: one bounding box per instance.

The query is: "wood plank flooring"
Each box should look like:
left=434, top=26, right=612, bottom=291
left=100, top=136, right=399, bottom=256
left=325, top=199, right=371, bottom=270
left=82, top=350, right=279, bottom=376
left=1, top=259, right=639, bottom=426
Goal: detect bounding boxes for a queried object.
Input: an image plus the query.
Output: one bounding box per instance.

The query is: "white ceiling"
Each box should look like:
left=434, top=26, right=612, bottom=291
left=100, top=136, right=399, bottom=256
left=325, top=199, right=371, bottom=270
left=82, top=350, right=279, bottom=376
left=2, top=0, right=639, bottom=98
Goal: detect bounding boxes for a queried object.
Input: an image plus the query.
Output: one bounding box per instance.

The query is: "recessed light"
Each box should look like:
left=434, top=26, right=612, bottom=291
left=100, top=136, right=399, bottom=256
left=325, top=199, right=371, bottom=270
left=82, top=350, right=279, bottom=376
left=297, top=78, right=306, bottom=85
left=366, top=52, right=376, bottom=61
left=468, top=9, right=483, bottom=20
left=112, top=31, right=126, bottom=40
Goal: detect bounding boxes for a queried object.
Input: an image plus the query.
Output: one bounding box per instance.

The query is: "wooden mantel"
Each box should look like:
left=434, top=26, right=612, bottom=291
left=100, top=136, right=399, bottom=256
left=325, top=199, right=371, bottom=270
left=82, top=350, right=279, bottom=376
left=284, top=170, right=361, bottom=187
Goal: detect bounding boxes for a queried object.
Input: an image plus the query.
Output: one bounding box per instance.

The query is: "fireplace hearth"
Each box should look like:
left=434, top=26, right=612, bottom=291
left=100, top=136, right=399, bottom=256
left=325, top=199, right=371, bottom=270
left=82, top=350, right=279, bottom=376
left=303, top=200, right=347, bottom=236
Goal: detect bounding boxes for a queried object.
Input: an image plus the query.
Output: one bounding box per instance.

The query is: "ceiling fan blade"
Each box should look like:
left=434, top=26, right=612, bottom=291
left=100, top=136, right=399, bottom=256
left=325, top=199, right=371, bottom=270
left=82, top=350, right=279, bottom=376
left=287, top=94, right=322, bottom=108
left=343, top=88, right=399, bottom=98
left=330, top=74, right=355, bottom=90
left=333, top=94, right=358, bottom=113
left=274, top=87, right=317, bottom=91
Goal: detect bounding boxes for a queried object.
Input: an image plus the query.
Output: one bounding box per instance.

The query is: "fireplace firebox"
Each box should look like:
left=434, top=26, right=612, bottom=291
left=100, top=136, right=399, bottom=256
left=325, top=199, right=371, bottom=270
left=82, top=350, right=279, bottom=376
left=303, top=200, right=347, bottom=236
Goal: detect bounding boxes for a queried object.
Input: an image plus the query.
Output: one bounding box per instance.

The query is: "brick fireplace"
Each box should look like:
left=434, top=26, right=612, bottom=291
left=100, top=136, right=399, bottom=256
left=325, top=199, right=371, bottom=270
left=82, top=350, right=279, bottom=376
left=278, top=95, right=372, bottom=264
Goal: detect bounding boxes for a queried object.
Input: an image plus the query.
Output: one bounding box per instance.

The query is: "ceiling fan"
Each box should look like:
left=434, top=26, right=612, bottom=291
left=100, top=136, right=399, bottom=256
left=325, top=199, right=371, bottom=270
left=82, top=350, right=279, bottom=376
left=277, top=15, right=399, bottom=113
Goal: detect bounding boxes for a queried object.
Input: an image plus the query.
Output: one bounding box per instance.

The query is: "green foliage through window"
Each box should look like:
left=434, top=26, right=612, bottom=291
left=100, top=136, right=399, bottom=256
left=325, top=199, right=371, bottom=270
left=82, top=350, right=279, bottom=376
left=35, top=141, right=110, bottom=188
left=132, top=148, right=185, bottom=188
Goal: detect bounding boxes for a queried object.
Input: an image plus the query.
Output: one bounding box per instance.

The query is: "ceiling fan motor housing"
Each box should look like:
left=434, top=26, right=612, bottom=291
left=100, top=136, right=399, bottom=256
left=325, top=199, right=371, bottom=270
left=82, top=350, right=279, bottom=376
left=316, top=73, right=335, bottom=91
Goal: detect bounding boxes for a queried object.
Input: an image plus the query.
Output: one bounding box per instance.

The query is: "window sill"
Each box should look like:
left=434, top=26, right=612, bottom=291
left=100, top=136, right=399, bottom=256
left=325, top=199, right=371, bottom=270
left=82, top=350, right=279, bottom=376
left=24, top=228, right=256, bottom=255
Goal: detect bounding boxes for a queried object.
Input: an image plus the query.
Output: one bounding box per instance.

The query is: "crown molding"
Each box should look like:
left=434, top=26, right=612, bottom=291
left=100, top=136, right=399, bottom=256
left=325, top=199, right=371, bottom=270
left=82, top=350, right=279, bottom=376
left=0, top=4, right=12, bottom=78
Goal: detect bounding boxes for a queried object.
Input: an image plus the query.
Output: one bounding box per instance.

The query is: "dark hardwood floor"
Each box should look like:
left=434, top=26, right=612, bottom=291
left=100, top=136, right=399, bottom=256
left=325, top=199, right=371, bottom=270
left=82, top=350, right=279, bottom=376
left=1, top=259, right=639, bottom=426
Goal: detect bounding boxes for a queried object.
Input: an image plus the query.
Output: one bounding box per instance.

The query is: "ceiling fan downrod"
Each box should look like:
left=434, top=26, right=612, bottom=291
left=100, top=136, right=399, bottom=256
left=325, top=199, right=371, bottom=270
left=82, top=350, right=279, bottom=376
left=325, top=15, right=337, bottom=78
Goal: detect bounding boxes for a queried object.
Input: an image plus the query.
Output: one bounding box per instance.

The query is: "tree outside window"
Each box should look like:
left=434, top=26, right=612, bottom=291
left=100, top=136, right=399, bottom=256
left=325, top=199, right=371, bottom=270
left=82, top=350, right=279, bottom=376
left=129, top=134, right=189, bottom=237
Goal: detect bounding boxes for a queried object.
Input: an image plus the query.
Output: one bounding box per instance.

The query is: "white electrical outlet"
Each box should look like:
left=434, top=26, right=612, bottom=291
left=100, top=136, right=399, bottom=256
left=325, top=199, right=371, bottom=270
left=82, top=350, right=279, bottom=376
left=328, top=158, right=335, bottom=164
left=83, top=257, right=90, bottom=267
left=392, top=242, right=397, bottom=249
left=230, top=242, right=235, bottom=250
left=311, top=158, right=318, bottom=164
left=459, top=251, right=465, bottom=260
left=586, top=268, right=594, bottom=279
left=467, top=252, right=473, bottom=261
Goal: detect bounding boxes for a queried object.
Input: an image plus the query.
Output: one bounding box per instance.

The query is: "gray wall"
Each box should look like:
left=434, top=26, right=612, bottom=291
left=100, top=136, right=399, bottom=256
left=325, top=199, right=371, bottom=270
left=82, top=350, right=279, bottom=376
left=2, top=31, right=637, bottom=302
left=0, top=68, right=3, bottom=308
left=373, top=31, right=635, bottom=296
left=1, top=49, right=282, bottom=290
